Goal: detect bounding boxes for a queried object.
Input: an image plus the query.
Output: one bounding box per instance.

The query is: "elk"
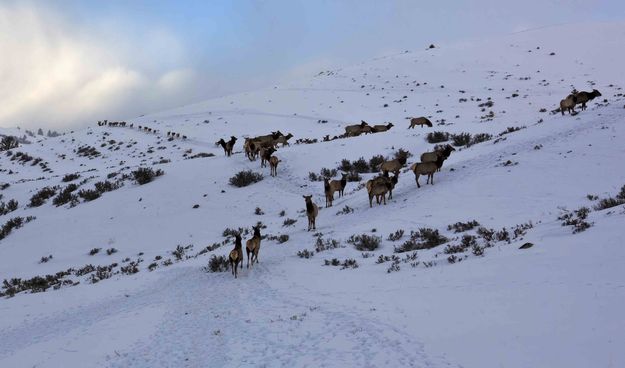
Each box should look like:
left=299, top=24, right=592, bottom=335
left=411, top=162, right=438, bottom=188
left=324, top=178, right=334, bottom=207
left=269, top=156, right=281, bottom=177
left=274, top=133, right=294, bottom=147
left=574, top=89, right=602, bottom=111
left=560, top=94, right=577, bottom=115
left=379, top=154, right=408, bottom=175
left=216, top=136, right=237, bottom=157
left=229, top=233, right=244, bottom=278
left=420, top=144, right=455, bottom=172
left=366, top=176, right=393, bottom=207
left=260, top=147, right=276, bottom=168
left=303, top=195, right=319, bottom=231
left=344, top=121, right=371, bottom=137
left=246, top=225, right=261, bottom=268
left=408, top=117, right=433, bottom=128
left=329, top=173, right=348, bottom=198
left=371, top=123, right=394, bottom=133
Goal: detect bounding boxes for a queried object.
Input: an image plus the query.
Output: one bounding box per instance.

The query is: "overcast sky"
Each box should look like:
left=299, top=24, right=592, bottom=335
left=1, top=0, right=623, bottom=129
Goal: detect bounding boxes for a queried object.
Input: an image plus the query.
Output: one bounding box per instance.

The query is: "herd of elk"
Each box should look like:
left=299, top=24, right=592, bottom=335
left=102, top=86, right=604, bottom=279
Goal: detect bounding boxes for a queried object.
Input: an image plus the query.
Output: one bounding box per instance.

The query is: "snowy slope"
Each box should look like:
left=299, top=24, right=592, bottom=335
left=0, top=22, right=624, bottom=368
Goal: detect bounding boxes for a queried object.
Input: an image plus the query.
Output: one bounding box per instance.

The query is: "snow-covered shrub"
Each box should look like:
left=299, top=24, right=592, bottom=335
left=387, top=229, right=404, bottom=241
left=94, top=180, right=118, bottom=193
left=29, top=186, right=57, bottom=207
left=283, top=218, right=297, bottom=227
left=558, top=207, right=593, bottom=233
left=297, top=249, right=314, bottom=258
left=39, top=255, right=53, bottom=263
left=447, top=220, right=480, bottom=233
left=347, top=234, right=381, bottom=251
left=78, top=189, right=101, bottom=202
left=206, top=255, right=229, bottom=272
left=426, top=131, right=450, bottom=143
left=314, top=236, right=342, bottom=252
left=0, top=216, right=34, bottom=241
left=120, top=261, right=140, bottom=275
left=593, top=185, right=625, bottom=210
left=133, top=167, right=164, bottom=185
left=336, top=205, right=354, bottom=215
left=62, top=173, right=80, bottom=182
left=451, top=132, right=472, bottom=146
left=229, top=170, right=263, bottom=187
left=0, top=136, right=19, bottom=151
left=0, top=199, right=18, bottom=215
left=53, top=184, right=79, bottom=206
left=324, top=258, right=358, bottom=269
left=368, top=155, right=385, bottom=171
left=469, top=133, right=492, bottom=146
left=394, top=228, right=448, bottom=253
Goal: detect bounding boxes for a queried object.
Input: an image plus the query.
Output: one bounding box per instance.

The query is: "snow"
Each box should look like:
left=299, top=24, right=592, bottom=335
left=1, top=21, right=625, bottom=367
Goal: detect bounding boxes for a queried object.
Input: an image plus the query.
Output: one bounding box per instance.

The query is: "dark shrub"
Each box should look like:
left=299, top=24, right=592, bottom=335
left=338, top=159, right=352, bottom=172
left=62, top=173, right=80, bottom=182
left=346, top=171, right=361, bottom=182
left=426, top=131, right=450, bottom=143
left=133, top=167, right=164, bottom=185
left=314, top=237, right=342, bottom=252
left=95, top=180, right=117, bottom=193
left=324, top=258, right=358, bottom=269
left=29, top=187, right=57, bottom=207
left=352, top=157, right=370, bottom=173
left=229, top=170, right=263, bottom=187
left=297, top=249, right=314, bottom=258
left=320, top=167, right=337, bottom=178
left=447, top=220, right=480, bottom=233
left=53, top=184, right=79, bottom=206
left=89, top=248, right=101, bottom=256
left=78, top=189, right=101, bottom=201
left=451, top=132, right=472, bottom=146
left=0, top=199, right=18, bottom=215
left=106, top=248, right=118, bottom=255
left=347, top=234, right=381, bottom=251
left=0, top=216, right=32, bottom=240
left=206, top=255, right=229, bottom=272
left=393, top=148, right=412, bottom=159
left=593, top=185, right=625, bottom=210
left=283, top=218, right=297, bottom=227
left=394, top=228, right=448, bottom=253
left=368, top=155, right=385, bottom=171
left=558, top=207, right=593, bottom=234
left=0, top=136, right=19, bottom=151
left=387, top=229, right=404, bottom=241
left=469, top=133, right=492, bottom=146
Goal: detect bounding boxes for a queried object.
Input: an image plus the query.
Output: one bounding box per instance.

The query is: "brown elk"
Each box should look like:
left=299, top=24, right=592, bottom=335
left=229, top=233, right=244, bottom=278
left=246, top=225, right=261, bottom=268
left=303, top=195, right=319, bottom=231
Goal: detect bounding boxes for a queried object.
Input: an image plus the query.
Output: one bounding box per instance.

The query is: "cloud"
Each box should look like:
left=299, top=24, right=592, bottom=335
left=0, top=3, right=199, bottom=129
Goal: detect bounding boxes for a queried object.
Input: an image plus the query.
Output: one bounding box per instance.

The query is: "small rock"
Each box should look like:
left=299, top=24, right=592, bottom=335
left=519, top=242, right=534, bottom=250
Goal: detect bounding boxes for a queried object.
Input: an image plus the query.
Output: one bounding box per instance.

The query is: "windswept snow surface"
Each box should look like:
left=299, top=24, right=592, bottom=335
left=1, top=22, right=625, bottom=367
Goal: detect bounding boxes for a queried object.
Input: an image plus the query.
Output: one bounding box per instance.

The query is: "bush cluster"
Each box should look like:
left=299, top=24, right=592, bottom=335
left=133, top=167, right=164, bottom=185
left=229, top=170, right=263, bottom=187
left=394, top=228, right=448, bottom=253
left=346, top=234, right=381, bottom=251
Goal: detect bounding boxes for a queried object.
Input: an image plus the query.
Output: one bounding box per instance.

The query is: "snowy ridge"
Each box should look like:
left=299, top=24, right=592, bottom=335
left=0, top=22, right=624, bottom=367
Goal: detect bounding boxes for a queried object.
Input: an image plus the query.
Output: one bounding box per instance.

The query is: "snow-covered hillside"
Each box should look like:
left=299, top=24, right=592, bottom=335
left=1, top=22, right=624, bottom=368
